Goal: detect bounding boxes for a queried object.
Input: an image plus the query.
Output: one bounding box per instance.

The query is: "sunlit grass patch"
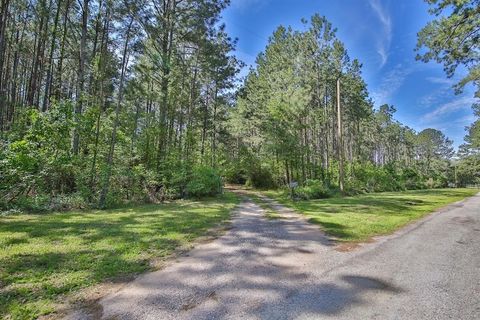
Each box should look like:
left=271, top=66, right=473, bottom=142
left=264, top=188, right=478, bottom=242
left=0, top=192, right=239, bottom=319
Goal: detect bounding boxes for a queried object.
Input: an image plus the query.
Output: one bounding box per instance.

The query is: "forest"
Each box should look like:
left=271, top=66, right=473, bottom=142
left=0, top=0, right=479, bottom=212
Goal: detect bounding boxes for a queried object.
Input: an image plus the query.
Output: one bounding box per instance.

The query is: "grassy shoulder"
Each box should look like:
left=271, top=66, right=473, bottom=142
left=0, top=192, right=239, bottom=320
left=263, top=188, right=479, bottom=242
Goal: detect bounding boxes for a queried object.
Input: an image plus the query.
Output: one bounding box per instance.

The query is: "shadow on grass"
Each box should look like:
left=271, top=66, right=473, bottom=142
left=82, top=199, right=406, bottom=319
left=0, top=194, right=239, bottom=319
left=275, top=188, right=478, bottom=241
left=308, top=219, right=354, bottom=239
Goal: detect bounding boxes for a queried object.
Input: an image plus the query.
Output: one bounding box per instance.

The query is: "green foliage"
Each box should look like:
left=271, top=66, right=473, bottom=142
left=0, top=0, right=241, bottom=212
left=455, top=157, right=480, bottom=186
left=346, top=163, right=400, bottom=193
left=1, top=103, right=76, bottom=211
left=223, top=165, right=248, bottom=184
left=246, top=165, right=276, bottom=189
left=229, top=15, right=459, bottom=194
left=402, top=168, right=426, bottom=190
left=416, top=0, right=480, bottom=97
left=186, top=166, right=223, bottom=198
left=294, top=179, right=332, bottom=200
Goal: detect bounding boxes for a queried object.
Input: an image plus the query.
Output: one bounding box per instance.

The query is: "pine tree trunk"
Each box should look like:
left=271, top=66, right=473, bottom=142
left=72, top=0, right=89, bottom=155
left=42, top=0, right=62, bottom=112
left=98, top=17, right=133, bottom=208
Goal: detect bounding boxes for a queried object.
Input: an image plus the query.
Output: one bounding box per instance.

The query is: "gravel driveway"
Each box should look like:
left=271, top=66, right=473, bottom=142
left=68, top=192, right=480, bottom=320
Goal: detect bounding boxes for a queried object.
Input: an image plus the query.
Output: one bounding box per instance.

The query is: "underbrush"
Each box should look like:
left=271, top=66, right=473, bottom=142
left=1, top=164, right=224, bottom=214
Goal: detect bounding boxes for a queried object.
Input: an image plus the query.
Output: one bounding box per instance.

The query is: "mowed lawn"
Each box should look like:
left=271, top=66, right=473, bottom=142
left=0, top=193, right=239, bottom=320
left=264, top=188, right=479, bottom=242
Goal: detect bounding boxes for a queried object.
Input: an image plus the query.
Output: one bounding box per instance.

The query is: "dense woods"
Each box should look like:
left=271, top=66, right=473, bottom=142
left=0, top=0, right=478, bottom=211
left=0, top=0, right=240, bottom=210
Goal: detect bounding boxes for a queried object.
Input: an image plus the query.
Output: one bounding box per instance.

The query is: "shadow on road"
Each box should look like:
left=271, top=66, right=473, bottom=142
left=86, top=199, right=404, bottom=319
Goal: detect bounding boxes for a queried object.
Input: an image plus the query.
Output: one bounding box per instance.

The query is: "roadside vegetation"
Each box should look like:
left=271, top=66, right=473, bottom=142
left=264, top=188, right=478, bottom=241
left=1, top=1, right=478, bottom=214
left=0, top=193, right=239, bottom=319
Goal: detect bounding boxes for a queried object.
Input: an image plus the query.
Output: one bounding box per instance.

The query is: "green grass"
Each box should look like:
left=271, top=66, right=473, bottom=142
left=0, top=193, right=239, bottom=320
left=264, top=188, right=478, bottom=242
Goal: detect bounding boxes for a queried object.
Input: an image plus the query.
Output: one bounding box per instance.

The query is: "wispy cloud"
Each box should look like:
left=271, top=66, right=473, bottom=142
left=420, top=76, right=468, bottom=107
left=368, top=0, right=392, bottom=68
left=230, top=0, right=270, bottom=11
left=417, top=112, right=477, bottom=148
left=420, top=82, right=451, bottom=107
left=421, top=97, right=478, bottom=123
left=372, top=64, right=411, bottom=105
left=455, top=114, right=477, bottom=124
left=425, top=76, right=455, bottom=85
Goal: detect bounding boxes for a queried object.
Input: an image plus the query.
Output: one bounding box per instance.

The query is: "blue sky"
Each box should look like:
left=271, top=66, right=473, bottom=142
left=221, top=0, right=478, bottom=148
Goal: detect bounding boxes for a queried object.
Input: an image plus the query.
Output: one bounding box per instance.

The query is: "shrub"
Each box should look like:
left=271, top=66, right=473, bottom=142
left=223, top=165, right=247, bottom=185
left=402, top=168, right=425, bottom=190
left=349, top=163, right=405, bottom=193
left=246, top=165, right=276, bottom=189
left=294, top=179, right=331, bottom=200
left=2, top=192, right=89, bottom=213
left=186, top=166, right=223, bottom=198
left=47, top=193, right=89, bottom=211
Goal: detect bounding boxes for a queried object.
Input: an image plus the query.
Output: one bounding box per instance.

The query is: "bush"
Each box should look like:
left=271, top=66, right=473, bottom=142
left=348, top=163, right=404, bottom=193
left=402, top=168, right=425, bottom=190
left=294, top=179, right=332, bottom=200
left=223, top=165, right=247, bottom=185
left=186, top=166, right=223, bottom=198
left=47, top=193, right=89, bottom=211
left=246, top=165, right=276, bottom=189
left=3, top=193, right=89, bottom=213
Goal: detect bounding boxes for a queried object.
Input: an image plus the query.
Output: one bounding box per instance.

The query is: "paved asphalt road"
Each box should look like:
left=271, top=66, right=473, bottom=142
left=69, top=192, right=480, bottom=320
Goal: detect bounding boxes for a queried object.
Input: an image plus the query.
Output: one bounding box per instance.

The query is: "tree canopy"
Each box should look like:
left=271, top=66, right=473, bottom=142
left=416, top=0, right=480, bottom=96
left=0, top=1, right=473, bottom=211
left=416, top=0, right=480, bottom=187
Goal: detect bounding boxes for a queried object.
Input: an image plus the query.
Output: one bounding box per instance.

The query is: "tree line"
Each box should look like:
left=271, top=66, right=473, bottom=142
left=229, top=15, right=457, bottom=198
left=0, top=0, right=240, bottom=210
left=0, top=0, right=478, bottom=211
left=415, top=0, right=480, bottom=188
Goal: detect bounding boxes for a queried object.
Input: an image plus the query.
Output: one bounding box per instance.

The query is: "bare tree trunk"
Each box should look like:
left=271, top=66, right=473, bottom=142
left=72, top=0, right=89, bottom=155
left=201, top=85, right=209, bottom=162
left=42, top=0, right=62, bottom=111
left=211, top=81, right=218, bottom=167
left=0, top=0, right=11, bottom=131
left=337, top=78, right=344, bottom=193
left=156, top=0, right=174, bottom=170
left=8, top=28, right=21, bottom=128
left=87, top=0, right=103, bottom=96
left=98, top=17, right=133, bottom=208
left=55, top=0, right=71, bottom=99
left=89, top=2, right=110, bottom=193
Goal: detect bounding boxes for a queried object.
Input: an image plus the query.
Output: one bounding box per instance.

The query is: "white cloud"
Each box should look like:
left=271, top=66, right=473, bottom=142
left=371, top=64, right=411, bottom=105
left=368, top=0, right=392, bottom=68
left=421, top=97, right=478, bottom=123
